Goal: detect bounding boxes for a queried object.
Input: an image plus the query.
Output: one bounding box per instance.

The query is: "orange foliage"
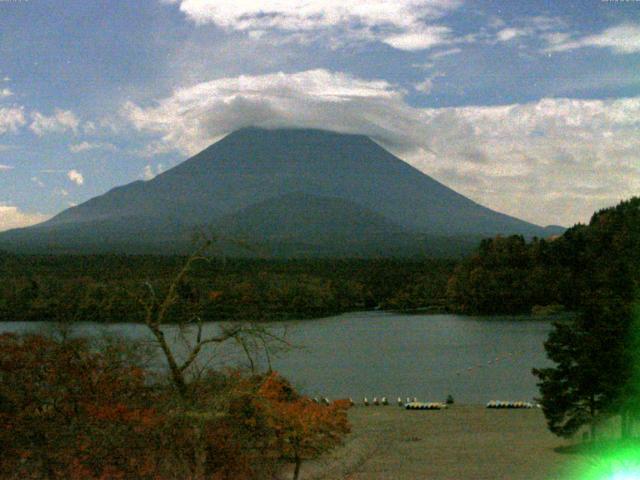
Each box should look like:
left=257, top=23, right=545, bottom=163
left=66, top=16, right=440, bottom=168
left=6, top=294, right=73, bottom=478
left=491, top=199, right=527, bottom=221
left=208, top=290, right=223, bottom=301
left=254, top=372, right=350, bottom=475
left=0, top=335, right=349, bottom=480
left=0, top=333, right=162, bottom=480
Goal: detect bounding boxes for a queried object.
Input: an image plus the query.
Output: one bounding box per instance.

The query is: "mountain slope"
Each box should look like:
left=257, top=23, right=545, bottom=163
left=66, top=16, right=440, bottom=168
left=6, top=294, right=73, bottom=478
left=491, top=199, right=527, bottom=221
left=0, top=127, right=561, bottom=256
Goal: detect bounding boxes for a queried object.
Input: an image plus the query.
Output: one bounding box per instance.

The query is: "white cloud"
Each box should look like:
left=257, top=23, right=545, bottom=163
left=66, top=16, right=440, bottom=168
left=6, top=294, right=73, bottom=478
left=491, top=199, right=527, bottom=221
left=134, top=141, right=179, bottom=158
left=30, top=109, right=80, bottom=136
left=414, top=72, right=444, bottom=94
left=69, top=141, right=93, bottom=153
left=414, top=78, right=435, bottom=94
left=0, top=164, right=13, bottom=171
left=383, top=25, right=452, bottom=51
left=166, top=0, right=462, bottom=50
left=429, top=47, right=461, bottom=59
left=489, top=16, right=568, bottom=46
left=122, top=69, right=640, bottom=226
left=169, top=0, right=460, bottom=30
left=67, top=169, right=84, bottom=186
left=0, top=107, right=26, bottom=134
left=82, top=121, right=97, bottom=134
left=142, top=163, right=165, bottom=180
left=2, top=77, right=9, bottom=82
left=123, top=69, right=399, bottom=155
left=0, top=88, right=12, bottom=99
left=411, top=62, right=435, bottom=70
left=54, top=188, right=69, bottom=197
left=547, top=23, right=640, bottom=54
left=0, top=204, right=50, bottom=232
left=69, top=141, right=117, bottom=153
left=30, top=177, right=44, bottom=187
left=496, top=28, right=526, bottom=42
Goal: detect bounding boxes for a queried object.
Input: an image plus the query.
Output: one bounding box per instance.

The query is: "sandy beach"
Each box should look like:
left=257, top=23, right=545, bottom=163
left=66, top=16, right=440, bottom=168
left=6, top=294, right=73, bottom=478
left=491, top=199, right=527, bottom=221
left=297, top=405, right=583, bottom=480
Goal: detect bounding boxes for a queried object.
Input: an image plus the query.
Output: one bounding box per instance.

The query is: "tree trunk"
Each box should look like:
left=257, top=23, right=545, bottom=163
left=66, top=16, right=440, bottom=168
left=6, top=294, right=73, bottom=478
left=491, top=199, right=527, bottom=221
left=292, top=454, right=302, bottom=480
left=621, top=409, right=630, bottom=439
left=193, top=424, right=208, bottom=480
left=150, top=326, right=188, bottom=397
left=589, top=394, right=596, bottom=442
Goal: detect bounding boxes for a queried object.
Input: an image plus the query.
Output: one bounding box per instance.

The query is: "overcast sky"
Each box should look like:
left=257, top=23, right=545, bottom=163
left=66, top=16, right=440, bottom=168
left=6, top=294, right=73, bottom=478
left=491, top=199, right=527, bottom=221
left=1, top=0, right=639, bottom=230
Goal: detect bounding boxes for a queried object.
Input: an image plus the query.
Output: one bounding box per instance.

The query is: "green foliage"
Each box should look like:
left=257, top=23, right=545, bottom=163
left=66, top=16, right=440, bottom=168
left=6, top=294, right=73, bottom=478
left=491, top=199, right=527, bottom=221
left=446, top=197, right=640, bottom=438
left=447, top=197, right=640, bottom=315
left=531, top=197, right=640, bottom=439
left=0, top=256, right=455, bottom=323
left=533, top=303, right=632, bottom=438
left=446, top=235, right=539, bottom=314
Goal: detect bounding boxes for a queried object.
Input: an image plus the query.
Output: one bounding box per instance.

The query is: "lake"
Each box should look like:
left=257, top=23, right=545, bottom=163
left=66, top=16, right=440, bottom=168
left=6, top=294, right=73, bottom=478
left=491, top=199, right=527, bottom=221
left=0, top=311, right=555, bottom=404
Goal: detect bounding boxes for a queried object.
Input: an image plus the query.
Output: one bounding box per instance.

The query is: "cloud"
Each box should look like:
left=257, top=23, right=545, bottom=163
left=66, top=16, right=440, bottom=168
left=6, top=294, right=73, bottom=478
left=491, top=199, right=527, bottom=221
left=166, top=0, right=462, bottom=50
left=488, top=15, right=568, bottom=46
left=0, top=164, right=13, bottom=171
left=30, top=109, right=80, bottom=136
left=123, top=69, right=400, bottom=155
left=0, top=107, right=26, bottom=134
left=496, top=28, right=526, bottom=42
left=122, top=69, right=640, bottom=227
left=0, top=89, right=12, bottom=99
left=383, top=25, right=453, bottom=51
left=0, top=204, right=50, bottom=232
left=414, top=78, right=435, bottom=94
left=142, top=163, right=165, bottom=180
left=67, top=169, right=84, bottom=186
left=69, top=141, right=117, bottom=153
left=429, top=47, right=461, bottom=59
left=30, top=177, right=44, bottom=187
left=414, top=72, right=444, bottom=94
left=546, top=23, right=640, bottom=54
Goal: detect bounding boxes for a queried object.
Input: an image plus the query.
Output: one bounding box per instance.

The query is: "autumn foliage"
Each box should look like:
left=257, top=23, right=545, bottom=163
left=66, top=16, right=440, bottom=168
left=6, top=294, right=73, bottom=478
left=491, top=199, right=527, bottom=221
left=0, top=333, right=350, bottom=479
left=0, top=333, right=161, bottom=479
left=255, top=373, right=351, bottom=479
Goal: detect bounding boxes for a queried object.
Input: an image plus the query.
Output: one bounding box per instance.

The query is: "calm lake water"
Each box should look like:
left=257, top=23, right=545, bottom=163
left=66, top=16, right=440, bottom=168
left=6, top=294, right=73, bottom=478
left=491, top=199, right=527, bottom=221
left=0, top=312, right=555, bottom=404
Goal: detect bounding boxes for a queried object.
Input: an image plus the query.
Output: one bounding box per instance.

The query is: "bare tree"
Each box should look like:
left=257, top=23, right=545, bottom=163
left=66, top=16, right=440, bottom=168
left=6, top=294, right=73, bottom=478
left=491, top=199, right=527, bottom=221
left=139, top=237, right=291, bottom=398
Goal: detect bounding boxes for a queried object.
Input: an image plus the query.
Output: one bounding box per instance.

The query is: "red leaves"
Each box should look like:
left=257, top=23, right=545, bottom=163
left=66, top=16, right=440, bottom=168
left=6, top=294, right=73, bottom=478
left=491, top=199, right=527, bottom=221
left=0, top=333, right=161, bottom=480
left=252, top=372, right=351, bottom=463
left=0, top=335, right=350, bottom=479
left=208, top=290, right=223, bottom=301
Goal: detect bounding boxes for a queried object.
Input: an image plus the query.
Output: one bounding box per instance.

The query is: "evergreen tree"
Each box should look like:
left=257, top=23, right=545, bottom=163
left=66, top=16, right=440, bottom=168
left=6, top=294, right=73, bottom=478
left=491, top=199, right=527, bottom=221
left=533, top=300, right=632, bottom=439
left=533, top=197, right=640, bottom=440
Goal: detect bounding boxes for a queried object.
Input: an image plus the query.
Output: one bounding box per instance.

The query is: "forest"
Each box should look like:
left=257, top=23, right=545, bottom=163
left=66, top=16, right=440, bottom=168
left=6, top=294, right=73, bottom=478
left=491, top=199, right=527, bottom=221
left=2, top=198, right=639, bottom=324
left=0, top=254, right=455, bottom=324
left=444, top=196, right=640, bottom=440
left=447, top=197, right=640, bottom=316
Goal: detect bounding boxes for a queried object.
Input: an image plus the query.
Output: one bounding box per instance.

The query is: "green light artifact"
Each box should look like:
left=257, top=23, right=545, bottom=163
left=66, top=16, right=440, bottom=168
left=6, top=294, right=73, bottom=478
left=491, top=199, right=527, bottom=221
left=567, top=305, right=640, bottom=480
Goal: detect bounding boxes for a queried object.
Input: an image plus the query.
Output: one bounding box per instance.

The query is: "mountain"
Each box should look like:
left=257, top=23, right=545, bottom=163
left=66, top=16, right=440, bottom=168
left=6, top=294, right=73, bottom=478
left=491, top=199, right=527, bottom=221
left=0, top=127, right=563, bottom=257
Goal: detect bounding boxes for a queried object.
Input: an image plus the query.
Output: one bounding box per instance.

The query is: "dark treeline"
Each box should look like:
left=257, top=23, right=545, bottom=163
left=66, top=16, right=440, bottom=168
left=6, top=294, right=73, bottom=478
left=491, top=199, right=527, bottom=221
left=447, top=197, right=640, bottom=315
left=530, top=198, right=640, bottom=440
left=446, top=196, right=640, bottom=439
left=0, top=254, right=455, bottom=323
